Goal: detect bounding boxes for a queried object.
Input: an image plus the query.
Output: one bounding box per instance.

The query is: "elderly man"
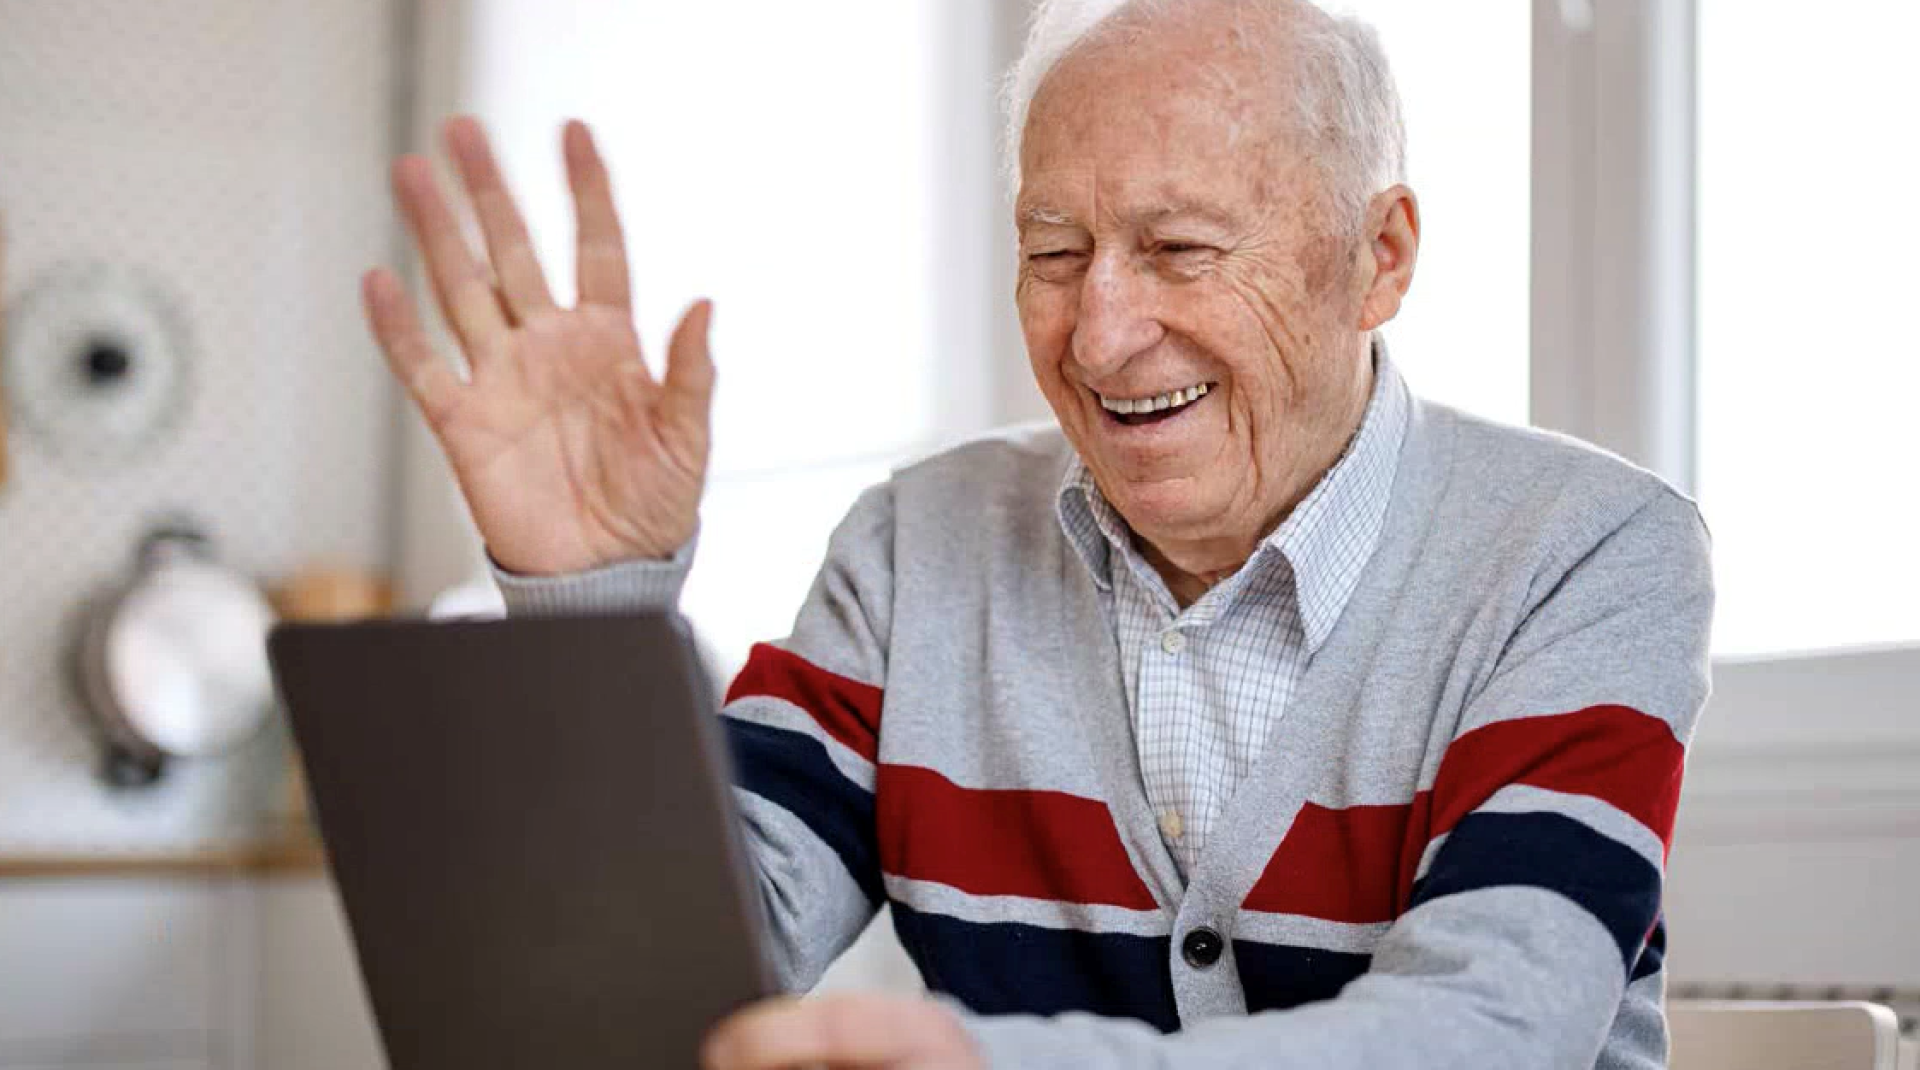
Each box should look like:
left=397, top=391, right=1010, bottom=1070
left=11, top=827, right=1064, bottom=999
left=362, top=0, right=1711, bottom=1066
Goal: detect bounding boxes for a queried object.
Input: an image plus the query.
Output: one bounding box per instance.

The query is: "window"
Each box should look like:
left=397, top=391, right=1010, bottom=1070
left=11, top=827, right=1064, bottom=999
left=1696, top=0, right=1920, bottom=657
left=1340, top=1, right=1531, bottom=426
left=451, top=0, right=1919, bottom=721
left=465, top=0, right=994, bottom=673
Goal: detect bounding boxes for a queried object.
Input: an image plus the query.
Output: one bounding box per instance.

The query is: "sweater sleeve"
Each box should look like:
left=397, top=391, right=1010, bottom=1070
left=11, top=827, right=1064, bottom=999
left=489, top=489, right=897, bottom=994
left=489, top=531, right=697, bottom=613
left=962, top=487, right=1715, bottom=1070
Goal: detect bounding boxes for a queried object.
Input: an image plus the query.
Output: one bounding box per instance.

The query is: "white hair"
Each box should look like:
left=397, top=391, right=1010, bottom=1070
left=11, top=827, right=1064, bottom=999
left=1000, top=0, right=1407, bottom=232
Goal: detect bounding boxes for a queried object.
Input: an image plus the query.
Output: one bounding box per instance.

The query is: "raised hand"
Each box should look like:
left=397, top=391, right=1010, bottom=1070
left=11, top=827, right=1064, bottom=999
left=363, top=116, right=714, bottom=576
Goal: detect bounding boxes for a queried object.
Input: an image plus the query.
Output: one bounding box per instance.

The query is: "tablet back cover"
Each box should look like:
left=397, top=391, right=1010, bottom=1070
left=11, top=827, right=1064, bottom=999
left=268, top=612, right=772, bottom=1070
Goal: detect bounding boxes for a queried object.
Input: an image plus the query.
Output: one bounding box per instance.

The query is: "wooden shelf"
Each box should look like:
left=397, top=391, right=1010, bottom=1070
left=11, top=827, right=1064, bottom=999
left=0, top=827, right=328, bottom=879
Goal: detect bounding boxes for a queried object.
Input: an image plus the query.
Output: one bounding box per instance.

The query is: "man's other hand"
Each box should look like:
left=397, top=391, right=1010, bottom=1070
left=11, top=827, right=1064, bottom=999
left=702, top=993, right=983, bottom=1070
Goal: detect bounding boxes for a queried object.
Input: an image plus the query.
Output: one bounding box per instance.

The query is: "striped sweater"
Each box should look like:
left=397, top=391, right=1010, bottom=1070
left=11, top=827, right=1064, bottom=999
left=492, top=371, right=1715, bottom=1069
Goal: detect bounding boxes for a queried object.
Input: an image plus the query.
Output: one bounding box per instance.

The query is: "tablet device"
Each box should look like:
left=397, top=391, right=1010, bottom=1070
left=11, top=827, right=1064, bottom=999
left=267, top=611, right=775, bottom=1070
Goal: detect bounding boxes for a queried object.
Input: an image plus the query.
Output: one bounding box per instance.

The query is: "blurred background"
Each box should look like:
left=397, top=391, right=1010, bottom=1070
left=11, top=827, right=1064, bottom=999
left=0, top=0, right=1914, bottom=1067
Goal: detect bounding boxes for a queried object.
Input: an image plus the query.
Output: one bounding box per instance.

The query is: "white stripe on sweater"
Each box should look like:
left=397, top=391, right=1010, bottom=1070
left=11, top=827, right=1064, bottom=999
left=883, top=874, right=1170, bottom=938
left=1230, top=911, right=1391, bottom=955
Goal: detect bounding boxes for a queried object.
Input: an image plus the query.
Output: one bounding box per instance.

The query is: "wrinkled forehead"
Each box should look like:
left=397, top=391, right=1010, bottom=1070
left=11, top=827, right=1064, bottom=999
left=1015, top=21, right=1308, bottom=229
left=1016, top=92, right=1305, bottom=234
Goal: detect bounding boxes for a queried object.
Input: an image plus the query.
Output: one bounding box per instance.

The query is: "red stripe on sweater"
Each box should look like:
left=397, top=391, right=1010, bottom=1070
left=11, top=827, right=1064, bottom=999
left=1242, top=801, right=1410, bottom=923
left=877, top=764, right=1159, bottom=911
left=1426, top=704, right=1684, bottom=850
left=1396, top=790, right=1434, bottom=915
left=725, top=643, right=881, bottom=764
left=1248, top=705, right=1682, bottom=925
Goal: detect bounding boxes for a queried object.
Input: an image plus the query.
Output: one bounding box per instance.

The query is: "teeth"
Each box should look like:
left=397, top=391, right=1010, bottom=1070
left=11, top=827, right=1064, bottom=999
left=1099, top=382, right=1212, bottom=416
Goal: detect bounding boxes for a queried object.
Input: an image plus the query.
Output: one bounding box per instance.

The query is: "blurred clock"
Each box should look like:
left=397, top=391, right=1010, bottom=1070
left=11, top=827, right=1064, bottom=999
left=1, top=262, right=194, bottom=464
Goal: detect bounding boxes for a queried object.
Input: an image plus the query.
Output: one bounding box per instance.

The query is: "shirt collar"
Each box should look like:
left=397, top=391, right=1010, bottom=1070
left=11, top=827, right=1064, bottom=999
left=1056, top=336, right=1410, bottom=651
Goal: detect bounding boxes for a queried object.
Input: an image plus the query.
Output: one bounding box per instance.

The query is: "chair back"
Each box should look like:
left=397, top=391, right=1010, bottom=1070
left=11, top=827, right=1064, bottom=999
left=1670, top=1000, right=1903, bottom=1070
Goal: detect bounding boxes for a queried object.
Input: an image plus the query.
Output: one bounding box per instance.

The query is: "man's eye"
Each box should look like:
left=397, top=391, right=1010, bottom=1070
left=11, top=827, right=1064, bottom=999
left=1159, top=243, right=1213, bottom=256
left=1029, top=250, right=1079, bottom=261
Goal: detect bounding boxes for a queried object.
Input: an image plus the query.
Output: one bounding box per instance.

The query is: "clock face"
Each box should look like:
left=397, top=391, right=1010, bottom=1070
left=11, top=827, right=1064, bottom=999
left=2, top=263, right=194, bottom=464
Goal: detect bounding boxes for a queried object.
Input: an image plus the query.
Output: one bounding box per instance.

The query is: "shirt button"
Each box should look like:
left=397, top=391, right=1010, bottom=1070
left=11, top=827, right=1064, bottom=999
left=1158, top=809, right=1184, bottom=841
left=1160, top=630, right=1187, bottom=655
left=1182, top=927, right=1225, bottom=969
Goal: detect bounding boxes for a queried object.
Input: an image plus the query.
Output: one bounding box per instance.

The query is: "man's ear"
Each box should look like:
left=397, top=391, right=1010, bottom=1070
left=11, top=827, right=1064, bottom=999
left=1356, top=185, right=1419, bottom=332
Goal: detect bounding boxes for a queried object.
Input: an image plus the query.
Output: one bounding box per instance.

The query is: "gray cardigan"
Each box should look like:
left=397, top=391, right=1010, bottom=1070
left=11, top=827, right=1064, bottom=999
left=494, top=366, right=1714, bottom=1069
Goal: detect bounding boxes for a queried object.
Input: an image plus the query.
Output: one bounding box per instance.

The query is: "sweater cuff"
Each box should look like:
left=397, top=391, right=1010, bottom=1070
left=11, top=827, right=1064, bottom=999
left=486, top=534, right=696, bottom=616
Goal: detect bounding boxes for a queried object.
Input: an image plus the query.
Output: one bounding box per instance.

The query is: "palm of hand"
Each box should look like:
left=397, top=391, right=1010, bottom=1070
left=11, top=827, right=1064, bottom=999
left=363, top=116, right=714, bottom=576
left=438, top=304, right=706, bottom=576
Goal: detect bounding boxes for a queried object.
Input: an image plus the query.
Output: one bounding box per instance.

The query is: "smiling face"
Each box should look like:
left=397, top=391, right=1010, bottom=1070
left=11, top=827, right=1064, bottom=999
left=1016, top=5, right=1410, bottom=581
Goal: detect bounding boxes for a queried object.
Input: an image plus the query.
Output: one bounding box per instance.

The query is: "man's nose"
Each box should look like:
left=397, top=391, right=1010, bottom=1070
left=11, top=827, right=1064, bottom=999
left=1071, top=254, right=1163, bottom=377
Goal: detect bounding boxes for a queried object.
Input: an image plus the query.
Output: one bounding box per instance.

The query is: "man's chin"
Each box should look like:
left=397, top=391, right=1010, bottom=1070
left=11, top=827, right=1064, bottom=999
left=1106, top=478, right=1224, bottom=539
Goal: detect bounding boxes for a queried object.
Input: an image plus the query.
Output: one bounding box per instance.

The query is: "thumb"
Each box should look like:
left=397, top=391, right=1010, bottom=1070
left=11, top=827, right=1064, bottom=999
left=663, top=298, right=716, bottom=425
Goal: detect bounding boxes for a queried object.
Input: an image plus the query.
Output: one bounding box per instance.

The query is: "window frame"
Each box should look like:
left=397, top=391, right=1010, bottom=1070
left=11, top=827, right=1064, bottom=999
left=1530, top=0, right=1697, bottom=492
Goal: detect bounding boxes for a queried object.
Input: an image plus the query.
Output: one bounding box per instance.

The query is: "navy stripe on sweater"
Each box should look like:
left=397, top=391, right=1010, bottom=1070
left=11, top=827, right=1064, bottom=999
left=1410, top=810, right=1662, bottom=975
left=1632, top=917, right=1666, bottom=982
left=723, top=716, right=883, bottom=904
left=1234, top=943, right=1373, bottom=1012
left=889, top=904, right=1181, bottom=1033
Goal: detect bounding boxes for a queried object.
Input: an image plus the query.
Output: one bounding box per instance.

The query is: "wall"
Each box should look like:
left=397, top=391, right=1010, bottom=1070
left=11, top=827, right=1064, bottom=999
left=251, top=878, right=385, bottom=1070
left=0, top=1, right=403, bottom=1065
left=0, top=878, right=254, bottom=1069
left=0, top=0, right=403, bottom=855
left=1666, top=646, right=1920, bottom=1008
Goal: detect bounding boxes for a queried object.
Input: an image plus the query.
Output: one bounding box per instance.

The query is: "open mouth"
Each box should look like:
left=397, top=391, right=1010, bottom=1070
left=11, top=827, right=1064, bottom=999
left=1098, top=382, right=1214, bottom=427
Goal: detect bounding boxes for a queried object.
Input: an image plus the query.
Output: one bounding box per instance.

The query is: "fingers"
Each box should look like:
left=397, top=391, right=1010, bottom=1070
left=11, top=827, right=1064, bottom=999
left=563, top=119, right=634, bottom=311
left=702, top=994, right=973, bottom=1070
left=662, top=299, right=717, bottom=427
left=362, top=267, right=461, bottom=429
left=442, top=116, right=556, bottom=321
left=390, top=154, right=511, bottom=370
